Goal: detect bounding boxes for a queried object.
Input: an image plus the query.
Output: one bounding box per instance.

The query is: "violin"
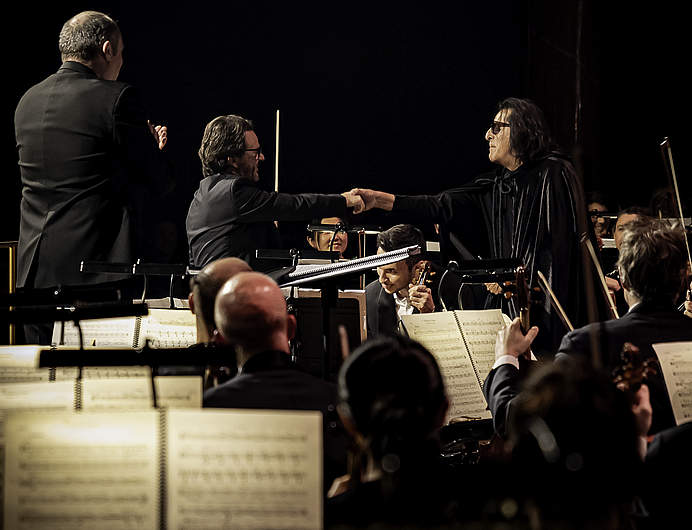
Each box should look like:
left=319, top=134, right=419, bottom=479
left=412, top=260, right=433, bottom=286
left=612, top=342, right=657, bottom=399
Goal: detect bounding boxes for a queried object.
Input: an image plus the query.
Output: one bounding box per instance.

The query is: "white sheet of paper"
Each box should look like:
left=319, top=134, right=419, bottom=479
left=166, top=409, right=323, bottom=530
left=400, top=312, right=491, bottom=422
left=82, top=377, right=202, bottom=410
left=454, top=309, right=506, bottom=386
left=138, top=309, right=197, bottom=349
left=653, top=341, right=692, bottom=425
left=4, top=410, right=159, bottom=530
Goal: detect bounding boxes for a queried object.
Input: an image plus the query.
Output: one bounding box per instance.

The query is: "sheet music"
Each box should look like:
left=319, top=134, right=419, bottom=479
left=653, top=341, right=692, bottom=425
left=0, top=345, right=51, bottom=383
left=137, top=309, right=197, bottom=349
left=143, top=297, right=190, bottom=309
left=4, top=410, right=159, bottom=530
left=166, top=409, right=322, bottom=530
left=51, top=317, right=137, bottom=348
left=454, top=309, right=506, bottom=386
left=82, top=377, right=202, bottom=410
left=400, top=313, right=491, bottom=422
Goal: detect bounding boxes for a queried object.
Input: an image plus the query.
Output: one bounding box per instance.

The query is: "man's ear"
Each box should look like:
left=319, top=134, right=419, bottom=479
left=227, top=155, right=239, bottom=171
left=306, top=235, right=317, bottom=249
left=102, top=40, right=114, bottom=61
left=188, top=292, right=196, bottom=315
left=286, top=313, right=297, bottom=341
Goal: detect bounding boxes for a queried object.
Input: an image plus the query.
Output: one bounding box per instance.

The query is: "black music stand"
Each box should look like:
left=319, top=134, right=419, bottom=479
left=266, top=245, right=421, bottom=380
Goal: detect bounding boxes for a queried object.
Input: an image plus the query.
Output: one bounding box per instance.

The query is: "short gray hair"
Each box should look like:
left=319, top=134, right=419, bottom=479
left=59, top=11, right=121, bottom=62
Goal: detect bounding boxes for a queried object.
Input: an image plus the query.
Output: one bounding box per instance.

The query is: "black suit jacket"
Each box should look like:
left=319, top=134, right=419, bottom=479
left=556, top=301, right=692, bottom=434
left=203, top=350, right=348, bottom=489
left=642, top=422, right=692, bottom=527
left=185, top=174, right=348, bottom=269
left=15, top=61, right=166, bottom=289
left=365, top=280, right=399, bottom=339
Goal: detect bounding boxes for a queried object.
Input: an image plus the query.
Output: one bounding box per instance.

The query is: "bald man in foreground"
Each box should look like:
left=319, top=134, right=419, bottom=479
left=203, top=272, right=348, bottom=490
left=189, top=257, right=252, bottom=343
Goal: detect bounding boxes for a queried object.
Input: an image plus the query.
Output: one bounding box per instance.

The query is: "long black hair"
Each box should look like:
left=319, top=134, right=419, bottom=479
left=497, top=97, right=553, bottom=164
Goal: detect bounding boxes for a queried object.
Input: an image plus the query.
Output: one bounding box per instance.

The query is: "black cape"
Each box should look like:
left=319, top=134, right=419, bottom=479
left=393, top=153, right=593, bottom=356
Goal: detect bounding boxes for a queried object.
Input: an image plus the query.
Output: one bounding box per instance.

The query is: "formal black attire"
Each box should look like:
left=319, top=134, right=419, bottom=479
left=15, top=61, right=166, bottom=289
left=364, top=280, right=398, bottom=339
left=556, top=300, right=692, bottom=434
left=186, top=174, right=349, bottom=269
left=391, top=154, right=589, bottom=356
left=203, top=350, right=348, bottom=491
left=642, top=422, right=692, bottom=528
left=15, top=61, right=167, bottom=343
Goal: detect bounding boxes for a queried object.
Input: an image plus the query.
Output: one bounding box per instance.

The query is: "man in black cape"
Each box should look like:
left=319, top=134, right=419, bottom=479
left=352, top=98, right=592, bottom=357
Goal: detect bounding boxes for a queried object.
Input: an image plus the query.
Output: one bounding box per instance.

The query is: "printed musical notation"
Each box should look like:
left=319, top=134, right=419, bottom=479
left=400, top=312, right=491, bottom=422
left=3, top=408, right=322, bottom=530
left=4, top=411, right=159, bottom=530
left=653, top=341, right=692, bottom=424
left=166, top=409, right=322, bottom=530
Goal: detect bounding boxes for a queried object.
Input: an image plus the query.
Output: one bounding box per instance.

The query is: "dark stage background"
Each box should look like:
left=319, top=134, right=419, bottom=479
left=3, top=2, right=690, bottom=270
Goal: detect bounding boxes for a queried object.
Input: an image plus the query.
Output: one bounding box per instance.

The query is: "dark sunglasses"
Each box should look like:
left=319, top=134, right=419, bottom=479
left=490, top=121, right=510, bottom=135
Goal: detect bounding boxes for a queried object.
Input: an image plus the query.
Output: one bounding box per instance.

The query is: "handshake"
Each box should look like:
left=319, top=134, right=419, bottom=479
left=340, top=188, right=396, bottom=214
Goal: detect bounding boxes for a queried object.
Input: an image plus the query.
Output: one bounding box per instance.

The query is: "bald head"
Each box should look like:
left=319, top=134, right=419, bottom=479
left=189, top=257, right=252, bottom=342
left=214, top=272, right=291, bottom=357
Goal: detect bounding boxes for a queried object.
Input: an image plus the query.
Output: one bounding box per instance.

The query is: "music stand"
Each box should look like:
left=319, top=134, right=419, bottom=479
left=265, top=245, right=421, bottom=379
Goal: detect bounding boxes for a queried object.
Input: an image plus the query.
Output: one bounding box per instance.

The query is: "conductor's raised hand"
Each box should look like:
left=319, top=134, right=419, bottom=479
left=148, top=120, right=168, bottom=150
left=495, top=317, right=538, bottom=360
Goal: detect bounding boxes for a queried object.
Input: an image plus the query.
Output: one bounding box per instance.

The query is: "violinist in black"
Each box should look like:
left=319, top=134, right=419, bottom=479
left=352, top=98, right=590, bottom=356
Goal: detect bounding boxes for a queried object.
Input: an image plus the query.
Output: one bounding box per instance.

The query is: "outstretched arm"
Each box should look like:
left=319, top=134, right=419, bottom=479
left=349, top=188, right=395, bottom=212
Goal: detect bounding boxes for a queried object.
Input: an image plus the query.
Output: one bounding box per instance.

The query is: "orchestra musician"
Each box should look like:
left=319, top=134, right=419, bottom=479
left=14, top=10, right=169, bottom=344
left=556, top=218, right=692, bottom=434
left=365, top=224, right=436, bottom=338
left=306, top=217, right=349, bottom=259
left=351, top=98, right=590, bottom=357
left=185, top=115, right=364, bottom=270
left=202, top=271, right=348, bottom=492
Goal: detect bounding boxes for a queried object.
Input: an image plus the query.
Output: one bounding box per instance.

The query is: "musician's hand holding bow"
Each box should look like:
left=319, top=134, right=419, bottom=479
left=495, top=317, right=538, bottom=360
left=685, top=281, right=692, bottom=318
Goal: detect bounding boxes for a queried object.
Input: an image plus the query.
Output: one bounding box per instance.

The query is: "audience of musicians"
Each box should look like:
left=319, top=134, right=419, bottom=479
left=365, top=224, right=436, bottom=339
left=185, top=114, right=363, bottom=270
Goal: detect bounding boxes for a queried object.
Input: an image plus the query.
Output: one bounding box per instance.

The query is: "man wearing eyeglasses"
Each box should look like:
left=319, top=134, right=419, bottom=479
left=186, top=114, right=364, bottom=270
left=350, top=98, right=591, bottom=357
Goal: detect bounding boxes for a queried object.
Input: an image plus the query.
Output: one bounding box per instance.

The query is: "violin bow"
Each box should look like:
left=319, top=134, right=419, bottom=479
left=536, top=270, right=574, bottom=332
left=660, top=138, right=692, bottom=303
left=581, top=234, right=620, bottom=319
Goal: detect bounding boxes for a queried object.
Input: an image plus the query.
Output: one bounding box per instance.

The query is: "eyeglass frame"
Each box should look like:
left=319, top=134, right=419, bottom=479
left=243, top=146, right=263, bottom=159
left=490, top=121, right=510, bottom=135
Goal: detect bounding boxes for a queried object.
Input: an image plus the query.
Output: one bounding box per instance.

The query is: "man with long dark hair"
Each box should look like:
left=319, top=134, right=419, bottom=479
left=351, top=98, right=589, bottom=356
left=186, top=114, right=364, bottom=269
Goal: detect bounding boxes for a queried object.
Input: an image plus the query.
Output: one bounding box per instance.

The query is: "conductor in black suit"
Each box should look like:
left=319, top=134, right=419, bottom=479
left=15, top=11, right=168, bottom=343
